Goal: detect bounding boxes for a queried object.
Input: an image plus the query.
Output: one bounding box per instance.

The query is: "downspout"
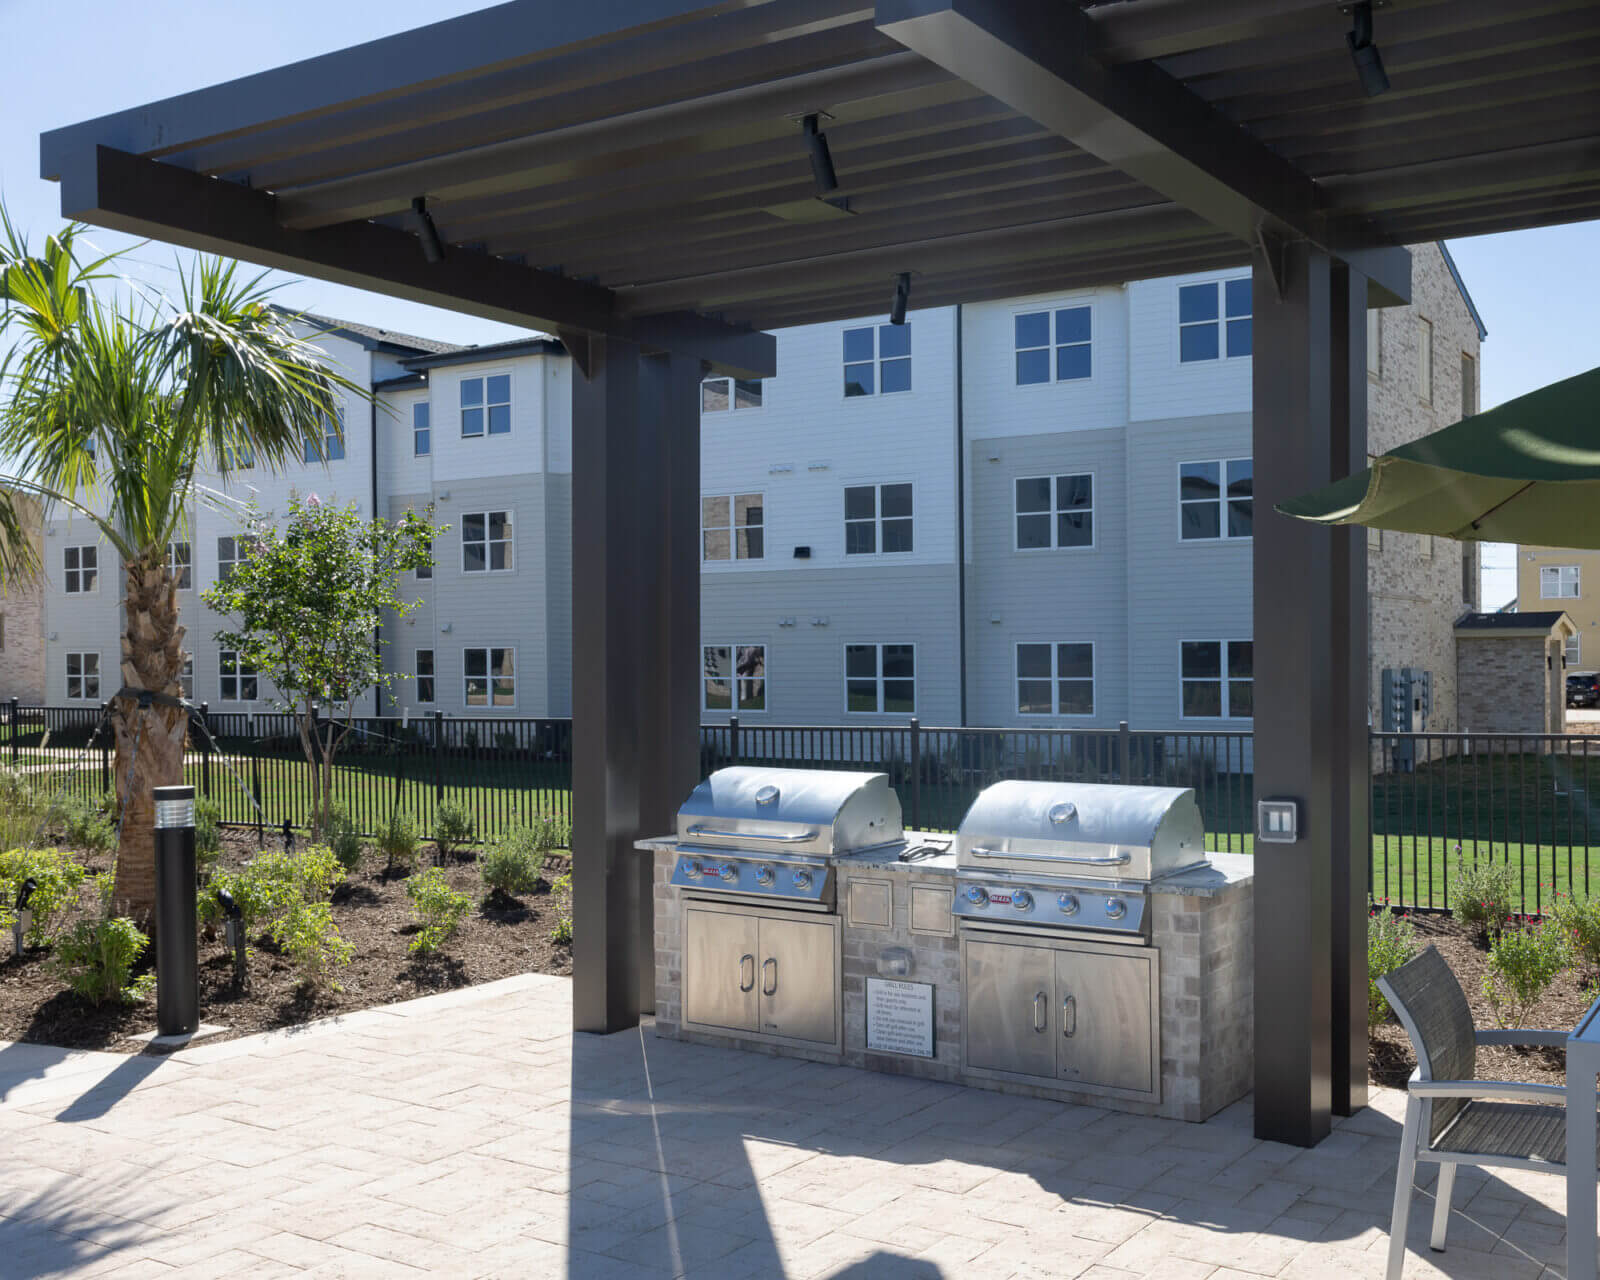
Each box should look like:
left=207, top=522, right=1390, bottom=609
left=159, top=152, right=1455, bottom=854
left=955, top=303, right=968, bottom=726
left=370, top=379, right=382, bottom=715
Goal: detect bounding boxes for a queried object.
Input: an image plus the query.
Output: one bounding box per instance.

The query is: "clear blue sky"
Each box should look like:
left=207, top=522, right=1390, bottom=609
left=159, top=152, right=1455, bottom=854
left=2, top=0, right=1597, bottom=603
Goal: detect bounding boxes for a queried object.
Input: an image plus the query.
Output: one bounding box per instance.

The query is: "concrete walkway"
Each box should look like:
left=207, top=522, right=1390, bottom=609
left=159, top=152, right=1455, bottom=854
left=0, top=973, right=1576, bottom=1278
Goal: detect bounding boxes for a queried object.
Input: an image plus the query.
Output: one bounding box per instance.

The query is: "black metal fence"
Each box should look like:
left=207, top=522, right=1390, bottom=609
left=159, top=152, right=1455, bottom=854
left=6, top=699, right=1597, bottom=915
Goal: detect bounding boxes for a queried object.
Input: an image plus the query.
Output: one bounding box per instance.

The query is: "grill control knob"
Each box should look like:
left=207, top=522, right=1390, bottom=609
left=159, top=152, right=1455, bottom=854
left=683, top=860, right=703, bottom=879
left=718, top=863, right=739, bottom=883
left=965, top=886, right=989, bottom=906
left=1012, top=890, right=1034, bottom=912
left=1057, top=894, right=1079, bottom=916
left=791, top=870, right=813, bottom=891
left=1105, top=897, right=1128, bottom=920
left=755, top=865, right=775, bottom=887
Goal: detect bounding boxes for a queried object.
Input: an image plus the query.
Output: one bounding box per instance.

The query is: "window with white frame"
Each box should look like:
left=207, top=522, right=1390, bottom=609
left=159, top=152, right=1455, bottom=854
left=845, top=643, right=915, bottom=714
left=1015, top=306, right=1092, bottom=384
left=179, top=656, right=193, bottom=701
left=461, top=511, right=513, bottom=572
left=702, top=644, right=766, bottom=712
left=1180, top=459, right=1253, bottom=540
left=64, top=545, right=98, bottom=593
left=844, top=483, right=913, bottom=555
left=1181, top=640, right=1253, bottom=719
left=217, top=535, right=254, bottom=583
left=1542, top=565, right=1580, bottom=599
left=1017, top=643, right=1094, bottom=716
left=843, top=324, right=911, bottom=396
left=463, top=647, right=515, bottom=707
left=1178, top=279, right=1251, bottom=362
left=1566, top=634, right=1581, bottom=670
left=219, top=650, right=257, bottom=702
left=168, top=541, right=192, bottom=590
left=415, top=650, right=435, bottom=703
left=460, top=374, right=511, bottom=437
left=1418, top=317, right=1434, bottom=404
left=1366, top=309, right=1381, bottom=379
left=413, top=402, right=431, bottom=456
left=222, top=443, right=254, bottom=470
left=304, top=410, right=345, bottom=463
left=65, top=652, right=99, bottom=701
left=701, top=377, right=763, bottom=412
left=1015, top=474, right=1093, bottom=549
left=702, top=494, right=764, bottom=561
left=1462, top=352, right=1477, bottom=417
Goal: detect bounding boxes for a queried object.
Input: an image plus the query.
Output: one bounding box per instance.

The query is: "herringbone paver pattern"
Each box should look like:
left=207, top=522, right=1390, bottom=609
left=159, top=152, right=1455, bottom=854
left=0, top=973, right=1580, bottom=1277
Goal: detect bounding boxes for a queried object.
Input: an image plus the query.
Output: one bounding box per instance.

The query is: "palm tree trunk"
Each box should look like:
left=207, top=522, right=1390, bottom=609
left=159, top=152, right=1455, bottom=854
left=110, top=556, right=187, bottom=921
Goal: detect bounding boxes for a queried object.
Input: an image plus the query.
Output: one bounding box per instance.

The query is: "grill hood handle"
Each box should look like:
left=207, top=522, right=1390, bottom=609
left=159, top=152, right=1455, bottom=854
left=968, top=846, right=1132, bottom=866
left=685, top=824, right=818, bottom=843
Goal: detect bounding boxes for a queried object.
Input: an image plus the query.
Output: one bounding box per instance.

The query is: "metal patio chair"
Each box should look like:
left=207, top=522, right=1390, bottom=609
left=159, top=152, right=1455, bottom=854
left=1377, top=944, right=1584, bottom=1279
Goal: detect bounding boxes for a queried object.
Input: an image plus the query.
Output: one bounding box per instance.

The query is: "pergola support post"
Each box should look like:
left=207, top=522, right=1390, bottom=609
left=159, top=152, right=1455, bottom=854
left=571, top=336, right=703, bottom=1033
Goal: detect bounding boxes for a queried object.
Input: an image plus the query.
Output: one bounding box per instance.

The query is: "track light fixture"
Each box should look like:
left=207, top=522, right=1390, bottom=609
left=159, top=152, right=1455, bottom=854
left=1346, top=2, right=1390, bottom=98
left=801, top=114, right=838, bottom=195
left=410, top=196, right=446, bottom=263
left=890, top=272, right=911, bottom=326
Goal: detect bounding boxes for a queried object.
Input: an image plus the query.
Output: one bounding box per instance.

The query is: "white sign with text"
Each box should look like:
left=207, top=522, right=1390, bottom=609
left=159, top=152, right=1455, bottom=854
left=866, top=978, right=935, bottom=1058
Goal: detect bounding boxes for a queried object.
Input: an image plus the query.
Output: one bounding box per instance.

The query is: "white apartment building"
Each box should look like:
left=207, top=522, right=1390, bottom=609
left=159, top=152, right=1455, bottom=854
left=28, top=246, right=1483, bottom=733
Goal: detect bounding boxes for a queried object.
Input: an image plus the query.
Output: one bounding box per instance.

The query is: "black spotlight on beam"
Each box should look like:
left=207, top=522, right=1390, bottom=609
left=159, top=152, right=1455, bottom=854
left=1347, top=2, right=1390, bottom=97
left=802, top=114, right=838, bottom=195
left=410, top=196, right=446, bottom=263
left=890, top=272, right=911, bottom=326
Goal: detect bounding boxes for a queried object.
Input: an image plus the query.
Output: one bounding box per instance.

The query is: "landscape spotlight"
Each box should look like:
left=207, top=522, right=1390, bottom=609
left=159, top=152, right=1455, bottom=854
left=1346, top=2, right=1390, bottom=97
left=410, top=196, right=446, bottom=263
left=802, top=115, right=838, bottom=195
left=890, top=273, right=911, bottom=326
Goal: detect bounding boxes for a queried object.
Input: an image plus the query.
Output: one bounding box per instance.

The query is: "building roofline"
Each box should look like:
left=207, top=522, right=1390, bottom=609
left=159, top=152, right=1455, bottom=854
left=1454, top=609, right=1572, bottom=636
left=400, top=336, right=565, bottom=370
left=372, top=372, right=428, bottom=391
left=269, top=304, right=463, bottom=356
left=1436, top=242, right=1488, bottom=342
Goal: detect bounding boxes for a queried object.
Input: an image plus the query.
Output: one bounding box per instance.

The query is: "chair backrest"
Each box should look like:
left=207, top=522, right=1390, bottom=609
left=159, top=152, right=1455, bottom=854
left=1377, top=944, right=1476, bottom=1141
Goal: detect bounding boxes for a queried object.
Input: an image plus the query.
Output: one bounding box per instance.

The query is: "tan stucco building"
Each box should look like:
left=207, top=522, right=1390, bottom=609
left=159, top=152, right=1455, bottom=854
left=1517, top=548, right=1600, bottom=674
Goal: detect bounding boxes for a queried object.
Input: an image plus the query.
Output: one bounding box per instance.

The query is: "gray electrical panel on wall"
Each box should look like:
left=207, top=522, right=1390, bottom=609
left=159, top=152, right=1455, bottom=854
left=1381, top=667, right=1432, bottom=771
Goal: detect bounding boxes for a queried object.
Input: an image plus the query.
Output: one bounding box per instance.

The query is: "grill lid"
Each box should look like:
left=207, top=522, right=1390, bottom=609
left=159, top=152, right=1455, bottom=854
left=954, top=780, right=1206, bottom=882
left=676, top=767, right=903, bottom=857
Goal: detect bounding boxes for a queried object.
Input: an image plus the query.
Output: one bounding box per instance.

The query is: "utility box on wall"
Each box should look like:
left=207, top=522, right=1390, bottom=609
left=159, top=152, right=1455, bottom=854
left=1381, top=667, right=1432, bottom=772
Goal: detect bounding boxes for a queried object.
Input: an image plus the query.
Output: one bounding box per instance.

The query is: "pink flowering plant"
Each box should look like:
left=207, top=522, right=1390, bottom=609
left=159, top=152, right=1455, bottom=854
left=1453, top=848, right=1517, bottom=940
left=1550, top=889, right=1600, bottom=978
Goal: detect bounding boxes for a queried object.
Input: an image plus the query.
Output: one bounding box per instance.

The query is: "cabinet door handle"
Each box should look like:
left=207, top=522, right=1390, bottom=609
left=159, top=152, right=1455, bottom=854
left=1033, top=990, right=1047, bottom=1033
left=1062, top=994, right=1077, bottom=1039
left=739, top=954, right=755, bottom=993
left=762, top=957, right=778, bottom=997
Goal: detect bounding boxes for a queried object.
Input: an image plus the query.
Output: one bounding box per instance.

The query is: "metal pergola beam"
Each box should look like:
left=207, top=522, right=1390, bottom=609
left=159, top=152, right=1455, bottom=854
left=874, top=0, right=1412, bottom=305
left=58, top=143, right=774, bottom=380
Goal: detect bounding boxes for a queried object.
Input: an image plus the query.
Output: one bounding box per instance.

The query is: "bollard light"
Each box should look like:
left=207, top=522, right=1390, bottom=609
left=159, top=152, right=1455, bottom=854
left=153, top=785, right=199, bottom=1036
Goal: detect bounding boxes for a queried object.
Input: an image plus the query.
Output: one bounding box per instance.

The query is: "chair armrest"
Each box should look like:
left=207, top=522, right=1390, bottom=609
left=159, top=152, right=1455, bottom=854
left=1408, top=1078, right=1570, bottom=1102
left=1476, top=1029, right=1569, bottom=1047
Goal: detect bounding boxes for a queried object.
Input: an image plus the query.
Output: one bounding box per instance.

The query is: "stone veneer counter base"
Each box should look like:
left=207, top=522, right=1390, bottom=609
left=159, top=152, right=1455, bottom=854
left=643, top=837, right=1252, bottom=1123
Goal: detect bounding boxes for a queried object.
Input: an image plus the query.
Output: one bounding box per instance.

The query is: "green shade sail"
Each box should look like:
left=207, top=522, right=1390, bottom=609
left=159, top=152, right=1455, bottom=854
left=1277, top=364, right=1600, bottom=546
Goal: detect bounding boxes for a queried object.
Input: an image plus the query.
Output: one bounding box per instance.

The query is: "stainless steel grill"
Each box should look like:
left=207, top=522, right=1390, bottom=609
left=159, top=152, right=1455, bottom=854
left=952, top=781, right=1207, bottom=938
left=669, top=767, right=904, bottom=910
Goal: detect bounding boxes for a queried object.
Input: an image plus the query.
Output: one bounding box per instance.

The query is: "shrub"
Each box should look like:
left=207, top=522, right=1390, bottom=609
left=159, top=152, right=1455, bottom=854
left=0, top=769, right=51, bottom=851
left=1483, top=921, right=1569, bottom=1028
left=481, top=842, right=544, bottom=900
left=200, top=844, right=344, bottom=934
left=1551, top=892, right=1600, bottom=976
left=551, top=915, right=573, bottom=945
left=323, top=806, right=365, bottom=874
left=52, top=914, right=153, bottom=1006
left=1367, top=907, right=1417, bottom=1025
left=195, top=797, right=223, bottom=874
left=1454, top=852, right=1518, bottom=938
left=0, top=847, right=87, bottom=946
left=405, top=867, right=470, bottom=954
left=51, top=794, right=115, bottom=857
left=376, top=810, right=419, bottom=874
left=272, top=900, right=353, bottom=990
left=434, top=803, right=475, bottom=862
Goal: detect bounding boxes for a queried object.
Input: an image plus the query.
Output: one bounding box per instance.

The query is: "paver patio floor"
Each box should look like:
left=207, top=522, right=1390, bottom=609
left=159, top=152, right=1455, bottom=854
left=0, top=972, right=1580, bottom=1277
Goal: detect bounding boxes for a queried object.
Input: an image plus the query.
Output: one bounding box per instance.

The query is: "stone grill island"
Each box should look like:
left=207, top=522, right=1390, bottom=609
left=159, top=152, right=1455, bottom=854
left=642, top=768, right=1252, bottom=1121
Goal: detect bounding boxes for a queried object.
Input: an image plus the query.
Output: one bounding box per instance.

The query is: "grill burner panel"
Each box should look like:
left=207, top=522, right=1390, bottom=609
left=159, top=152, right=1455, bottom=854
left=669, top=849, right=832, bottom=907
left=951, top=874, right=1146, bottom=937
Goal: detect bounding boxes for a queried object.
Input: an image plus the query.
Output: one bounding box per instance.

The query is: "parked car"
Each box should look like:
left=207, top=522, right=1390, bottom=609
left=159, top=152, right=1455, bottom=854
left=1568, top=672, right=1600, bottom=708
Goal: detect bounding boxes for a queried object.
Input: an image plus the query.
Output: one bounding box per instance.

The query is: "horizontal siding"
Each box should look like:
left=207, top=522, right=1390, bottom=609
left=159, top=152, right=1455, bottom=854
left=1127, top=269, right=1252, bottom=423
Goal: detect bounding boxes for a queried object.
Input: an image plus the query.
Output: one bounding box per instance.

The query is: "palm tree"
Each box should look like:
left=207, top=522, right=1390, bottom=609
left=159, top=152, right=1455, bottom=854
left=0, top=209, right=355, bottom=919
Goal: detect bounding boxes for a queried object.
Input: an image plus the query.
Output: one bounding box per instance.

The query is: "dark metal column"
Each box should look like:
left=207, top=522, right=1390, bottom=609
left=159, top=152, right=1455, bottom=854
left=1252, top=243, right=1335, bottom=1147
left=571, top=337, right=647, bottom=1034
left=1329, top=263, right=1371, bottom=1116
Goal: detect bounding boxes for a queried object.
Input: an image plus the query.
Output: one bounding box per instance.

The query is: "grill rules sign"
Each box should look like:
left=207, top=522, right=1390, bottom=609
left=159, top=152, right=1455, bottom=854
left=866, top=978, right=935, bottom=1058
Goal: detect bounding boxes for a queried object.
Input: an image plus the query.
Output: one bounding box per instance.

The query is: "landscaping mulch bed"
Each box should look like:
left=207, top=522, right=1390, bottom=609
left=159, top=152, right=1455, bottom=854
left=1370, top=912, right=1592, bottom=1089
left=0, top=828, right=572, bottom=1053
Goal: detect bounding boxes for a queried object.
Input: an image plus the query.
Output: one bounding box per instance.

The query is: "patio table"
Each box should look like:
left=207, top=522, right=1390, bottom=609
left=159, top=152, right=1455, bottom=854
left=1568, top=992, right=1600, bottom=1280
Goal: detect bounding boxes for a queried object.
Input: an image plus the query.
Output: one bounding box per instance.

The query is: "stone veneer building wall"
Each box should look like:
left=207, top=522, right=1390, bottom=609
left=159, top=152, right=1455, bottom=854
left=0, top=497, right=46, bottom=704
left=1456, top=625, right=1573, bottom=736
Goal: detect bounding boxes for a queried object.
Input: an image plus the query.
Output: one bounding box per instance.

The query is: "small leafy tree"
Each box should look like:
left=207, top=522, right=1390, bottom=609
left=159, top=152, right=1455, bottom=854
left=204, top=494, right=439, bottom=837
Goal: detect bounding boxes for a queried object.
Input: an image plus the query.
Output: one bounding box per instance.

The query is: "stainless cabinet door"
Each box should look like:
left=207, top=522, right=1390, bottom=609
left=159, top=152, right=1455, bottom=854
left=684, top=907, right=760, bottom=1034
left=758, top=916, right=837, bottom=1044
left=1056, top=948, right=1155, bottom=1094
left=964, top=938, right=1056, bottom=1079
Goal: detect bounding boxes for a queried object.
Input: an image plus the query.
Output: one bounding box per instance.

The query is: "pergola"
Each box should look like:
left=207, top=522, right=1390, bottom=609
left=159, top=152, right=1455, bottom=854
left=42, top=0, right=1600, bottom=1148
